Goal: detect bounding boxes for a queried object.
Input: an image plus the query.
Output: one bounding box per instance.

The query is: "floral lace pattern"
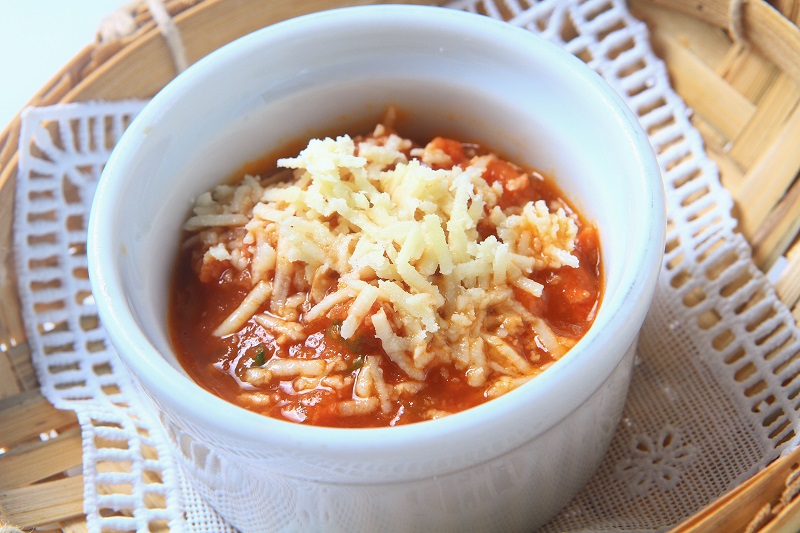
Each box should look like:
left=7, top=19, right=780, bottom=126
left=616, top=426, right=698, bottom=496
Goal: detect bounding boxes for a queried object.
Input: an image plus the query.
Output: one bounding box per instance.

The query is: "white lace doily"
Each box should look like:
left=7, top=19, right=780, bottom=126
left=13, top=0, right=800, bottom=531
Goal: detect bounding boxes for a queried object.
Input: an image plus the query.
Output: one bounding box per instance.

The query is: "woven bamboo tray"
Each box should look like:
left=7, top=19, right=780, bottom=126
left=1, top=0, right=799, bottom=531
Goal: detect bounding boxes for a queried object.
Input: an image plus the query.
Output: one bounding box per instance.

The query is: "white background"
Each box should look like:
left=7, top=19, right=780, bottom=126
left=0, top=1, right=125, bottom=130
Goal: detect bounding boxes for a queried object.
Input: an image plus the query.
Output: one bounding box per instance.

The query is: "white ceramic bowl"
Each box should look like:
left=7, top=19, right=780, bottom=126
left=88, top=5, right=665, bottom=532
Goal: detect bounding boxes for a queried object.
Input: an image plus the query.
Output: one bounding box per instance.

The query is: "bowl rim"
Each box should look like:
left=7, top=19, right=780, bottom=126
left=88, top=4, right=665, bottom=460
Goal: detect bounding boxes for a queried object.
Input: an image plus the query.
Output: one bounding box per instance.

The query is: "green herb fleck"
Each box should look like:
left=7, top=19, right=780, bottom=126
left=328, top=320, right=371, bottom=353
left=253, top=345, right=266, bottom=366
left=326, top=320, right=343, bottom=341
left=350, top=355, right=364, bottom=372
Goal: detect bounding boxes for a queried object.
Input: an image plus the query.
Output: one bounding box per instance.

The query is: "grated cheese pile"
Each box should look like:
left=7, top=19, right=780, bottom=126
left=183, top=124, right=582, bottom=415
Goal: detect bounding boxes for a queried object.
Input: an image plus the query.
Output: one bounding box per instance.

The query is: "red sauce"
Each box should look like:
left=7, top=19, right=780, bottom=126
left=169, top=132, right=602, bottom=428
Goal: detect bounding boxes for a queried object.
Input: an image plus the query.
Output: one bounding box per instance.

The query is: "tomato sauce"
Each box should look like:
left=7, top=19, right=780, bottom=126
left=169, top=131, right=602, bottom=427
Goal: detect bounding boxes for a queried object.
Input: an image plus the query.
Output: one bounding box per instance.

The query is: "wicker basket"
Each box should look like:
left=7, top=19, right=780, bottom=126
left=1, top=0, right=799, bottom=530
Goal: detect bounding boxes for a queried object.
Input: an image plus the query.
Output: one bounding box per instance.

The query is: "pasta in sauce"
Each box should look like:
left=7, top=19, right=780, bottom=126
left=169, top=122, right=601, bottom=427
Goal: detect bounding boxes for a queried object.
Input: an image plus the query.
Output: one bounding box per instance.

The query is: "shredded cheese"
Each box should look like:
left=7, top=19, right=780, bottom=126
left=184, top=125, right=582, bottom=398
